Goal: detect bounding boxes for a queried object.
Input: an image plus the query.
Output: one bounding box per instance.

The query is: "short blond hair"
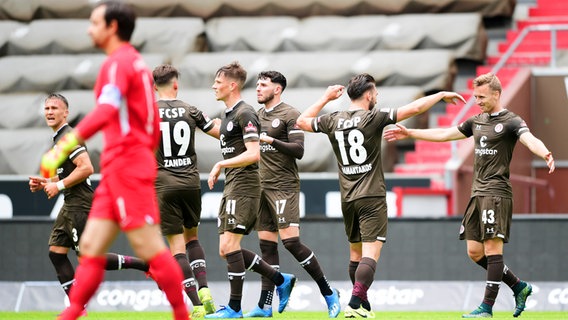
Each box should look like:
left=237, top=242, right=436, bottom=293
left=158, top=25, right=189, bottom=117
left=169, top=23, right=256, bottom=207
left=473, top=73, right=502, bottom=94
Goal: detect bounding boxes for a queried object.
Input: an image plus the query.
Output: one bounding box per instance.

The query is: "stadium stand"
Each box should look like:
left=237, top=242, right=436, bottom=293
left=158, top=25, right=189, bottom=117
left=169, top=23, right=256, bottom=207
left=0, top=18, right=204, bottom=64
left=0, top=53, right=166, bottom=93
left=0, top=0, right=515, bottom=21
left=178, top=50, right=456, bottom=92
left=0, top=86, right=423, bottom=175
left=393, top=0, right=568, bottom=180
left=204, top=14, right=487, bottom=61
left=0, top=0, right=503, bottom=180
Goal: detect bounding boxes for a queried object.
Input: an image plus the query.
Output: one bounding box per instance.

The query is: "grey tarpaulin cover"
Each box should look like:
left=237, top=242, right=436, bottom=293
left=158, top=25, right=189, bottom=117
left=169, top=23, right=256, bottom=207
left=0, top=0, right=515, bottom=21
left=205, top=14, right=487, bottom=61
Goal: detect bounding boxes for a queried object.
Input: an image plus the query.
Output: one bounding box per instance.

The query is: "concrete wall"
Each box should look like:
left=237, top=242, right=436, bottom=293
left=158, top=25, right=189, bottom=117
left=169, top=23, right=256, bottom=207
left=1, top=216, right=566, bottom=282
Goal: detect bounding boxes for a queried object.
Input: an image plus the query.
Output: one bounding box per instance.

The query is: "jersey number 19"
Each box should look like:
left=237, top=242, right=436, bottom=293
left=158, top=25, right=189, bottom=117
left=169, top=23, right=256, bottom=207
left=160, top=121, right=191, bottom=157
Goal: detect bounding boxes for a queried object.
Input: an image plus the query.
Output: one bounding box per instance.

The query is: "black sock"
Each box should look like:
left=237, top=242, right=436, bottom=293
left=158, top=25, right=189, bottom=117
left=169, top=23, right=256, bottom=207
left=105, top=253, right=148, bottom=272
left=483, top=255, right=504, bottom=307
left=283, top=237, right=332, bottom=296
left=174, top=253, right=200, bottom=306
left=258, top=239, right=278, bottom=308
left=226, top=250, right=245, bottom=312
left=49, top=251, right=74, bottom=296
left=476, top=256, right=520, bottom=292
left=187, top=240, right=209, bottom=288
left=241, top=248, right=283, bottom=285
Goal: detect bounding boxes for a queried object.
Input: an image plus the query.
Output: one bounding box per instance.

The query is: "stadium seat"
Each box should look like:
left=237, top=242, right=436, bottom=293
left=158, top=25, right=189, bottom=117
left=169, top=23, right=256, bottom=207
left=486, top=52, right=552, bottom=66
left=0, top=93, right=46, bottom=129
left=0, top=128, right=52, bottom=174
left=178, top=50, right=456, bottom=92
left=529, top=7, right=568, bottom=18
left=0, top=54, right=166, bottom=93
left=2, top=18, right=204, bottom=64
left=516, top=16, right=568, bottom=30
left=205, top=13, right=487, bottom=61
left=0, top=20, right=23, bottom=54
left=204, top=16, right=300, bottom=52
left=0, top=0, right=514, bottom=20
left=6, top=20, right=94, bottom=55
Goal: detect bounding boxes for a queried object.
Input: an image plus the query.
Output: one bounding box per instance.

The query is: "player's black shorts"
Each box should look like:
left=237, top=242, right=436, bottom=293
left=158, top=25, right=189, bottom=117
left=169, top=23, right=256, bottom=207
left=48, top=204, right=89, bottom=253
left=256, top=189, right=300, bottom=232
left=157, top=188, right=201, bottom=236
left=218, top=194, right=259, bottom=235
left=459, top=196, right=512, bottom=243
left=342, top=196, right=388, bottom=243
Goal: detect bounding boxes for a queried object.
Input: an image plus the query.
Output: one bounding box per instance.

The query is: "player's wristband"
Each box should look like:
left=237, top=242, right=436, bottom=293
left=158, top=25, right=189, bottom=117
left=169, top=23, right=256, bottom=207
left=56, top=180, right=65, bottom=191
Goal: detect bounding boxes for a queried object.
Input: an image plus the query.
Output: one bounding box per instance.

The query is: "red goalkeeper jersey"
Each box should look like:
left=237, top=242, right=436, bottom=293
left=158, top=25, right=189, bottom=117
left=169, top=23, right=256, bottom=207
left=76, top=43, right=159, bottom=176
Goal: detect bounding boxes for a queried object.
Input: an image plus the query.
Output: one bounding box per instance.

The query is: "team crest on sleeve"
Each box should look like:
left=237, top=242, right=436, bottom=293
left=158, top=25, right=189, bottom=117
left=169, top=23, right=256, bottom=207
left=272, top=119, right=280, bottom=128
left=227, top=121, right=233, bottom=131
left=244, top=121, right=258, bottom=133
left=494, top=123, right=503, bottom=133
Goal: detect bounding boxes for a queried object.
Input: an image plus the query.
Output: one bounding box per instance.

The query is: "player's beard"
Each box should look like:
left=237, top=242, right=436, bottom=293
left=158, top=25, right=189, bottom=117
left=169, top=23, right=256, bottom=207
left=258, top=92, right=275, bottom=105
left=368, top=100, right=376, bottom=111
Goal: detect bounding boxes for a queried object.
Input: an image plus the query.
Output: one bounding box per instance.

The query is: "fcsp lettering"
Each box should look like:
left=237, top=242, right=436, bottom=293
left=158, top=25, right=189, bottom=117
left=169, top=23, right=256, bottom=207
left=159, top=107, right=186, bottom=119
left=337, top=117, right=361, bottom=129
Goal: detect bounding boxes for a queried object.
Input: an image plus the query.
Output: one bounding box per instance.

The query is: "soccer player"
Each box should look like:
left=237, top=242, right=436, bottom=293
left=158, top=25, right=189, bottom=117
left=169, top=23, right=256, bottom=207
left=40, top=2, right=188, bottom=319
left=153, top=64, right=219, bottom=317
left=244, top=70, right=340, bottom=318
left=384, top=73, right=555, bottom=318
left=205, top=62, right=296, bottom=319
left=29, top=93, right=148, bottom=311
left=296, top=73, right=465, bottom=318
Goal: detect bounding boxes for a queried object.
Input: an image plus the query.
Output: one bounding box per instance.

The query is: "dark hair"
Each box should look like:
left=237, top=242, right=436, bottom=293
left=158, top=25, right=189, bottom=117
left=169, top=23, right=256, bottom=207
left=346, top=73, right=376, bottom=100
left=153, top=64, right=180, bottom=86
left=45, top=93, right=69, bottom=109
left=95, top=0, right=136, bottom=42
left=215, top=61, right=247, bottom=89
left=257, top=70, right=287, bottom=92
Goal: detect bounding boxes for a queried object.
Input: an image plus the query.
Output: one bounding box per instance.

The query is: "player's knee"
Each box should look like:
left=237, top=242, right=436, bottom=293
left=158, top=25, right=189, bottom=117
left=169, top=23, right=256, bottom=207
left=467, top=248, right=484, bottom=261
left=219, top=248, right=227, bottom=259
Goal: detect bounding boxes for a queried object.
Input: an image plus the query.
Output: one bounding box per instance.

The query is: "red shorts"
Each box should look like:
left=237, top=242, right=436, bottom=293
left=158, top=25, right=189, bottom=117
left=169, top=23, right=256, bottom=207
left=90, top=172, right=160, bottom=231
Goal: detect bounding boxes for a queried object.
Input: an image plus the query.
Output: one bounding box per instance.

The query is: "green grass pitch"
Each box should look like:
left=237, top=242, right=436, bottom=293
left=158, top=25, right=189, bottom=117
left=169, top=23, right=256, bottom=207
left=0, top=311, right=566, bottom=319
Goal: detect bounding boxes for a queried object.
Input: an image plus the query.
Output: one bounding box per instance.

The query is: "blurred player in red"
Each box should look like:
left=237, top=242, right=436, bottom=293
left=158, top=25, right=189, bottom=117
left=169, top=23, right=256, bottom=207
left=40, top=1, right=188, bottom=319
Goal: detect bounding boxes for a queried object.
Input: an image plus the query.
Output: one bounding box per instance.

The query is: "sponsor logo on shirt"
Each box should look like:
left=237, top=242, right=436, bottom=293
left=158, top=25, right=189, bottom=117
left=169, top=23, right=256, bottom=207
left=475, top=135, right=498, bottom=156
left=260, top=143, right=277, bottom=152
